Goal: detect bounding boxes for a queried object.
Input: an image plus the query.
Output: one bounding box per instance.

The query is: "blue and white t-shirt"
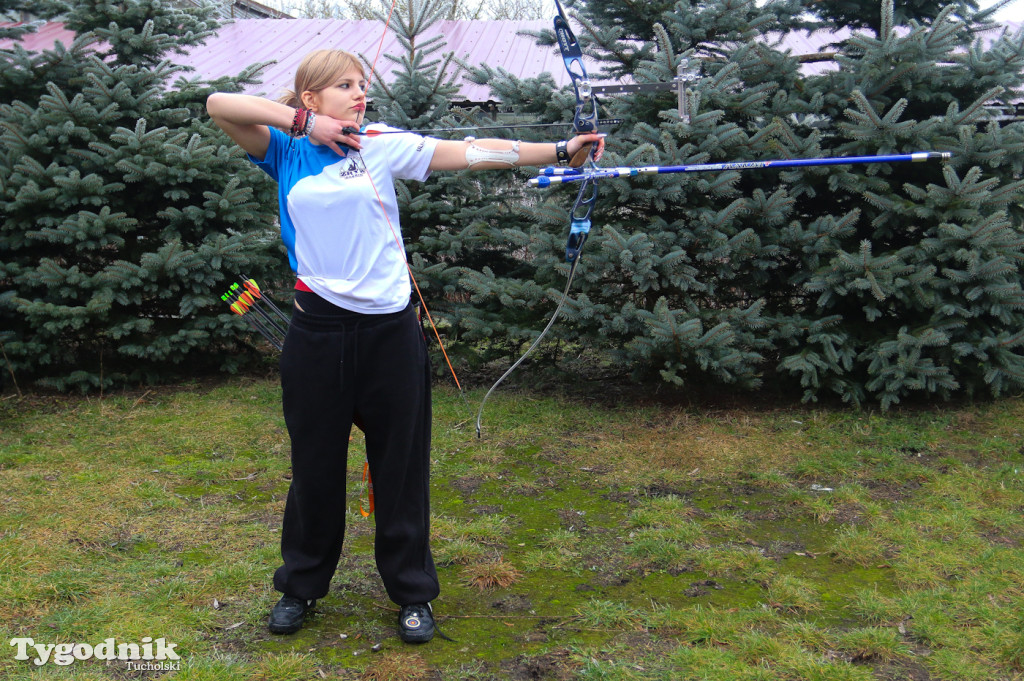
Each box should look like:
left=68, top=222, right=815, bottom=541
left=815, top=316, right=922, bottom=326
left=250, top=124, right=438, bottom=314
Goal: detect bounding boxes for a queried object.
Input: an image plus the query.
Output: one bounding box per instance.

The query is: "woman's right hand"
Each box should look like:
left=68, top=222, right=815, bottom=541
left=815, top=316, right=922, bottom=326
left=308, top=114, right=363, bottom=157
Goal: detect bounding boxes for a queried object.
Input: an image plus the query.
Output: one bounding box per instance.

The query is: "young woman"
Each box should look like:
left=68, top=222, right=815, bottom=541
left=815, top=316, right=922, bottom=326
left=206, top=49, right=604, bottom=644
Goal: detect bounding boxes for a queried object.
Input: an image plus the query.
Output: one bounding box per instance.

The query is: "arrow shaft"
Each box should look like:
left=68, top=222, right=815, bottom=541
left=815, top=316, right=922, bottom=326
left=238, top=310, right=285, bottom=351
left=235, top=291, right=290, bottom=338
left=223, top=279, right=289, bottom=351
left=529, top=152, right=952, bottom=187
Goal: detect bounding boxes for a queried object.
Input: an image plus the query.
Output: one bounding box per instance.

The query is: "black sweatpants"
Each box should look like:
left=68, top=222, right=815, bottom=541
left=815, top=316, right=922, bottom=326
left=273, top=294, right=440, bottom=606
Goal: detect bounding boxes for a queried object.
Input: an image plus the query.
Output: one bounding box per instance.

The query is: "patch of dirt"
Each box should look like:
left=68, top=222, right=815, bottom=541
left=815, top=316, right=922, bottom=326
left=864, top=479, right=922, bottom=503
left=983, top=531, right=1022, bottom=547
left=643, top=483, right=692, bottom=498
left=502, top=649, right=578, bottom=681
left=520, top=630, right=549, bottom=643
left=450, top=476, right=484, bottom=496
left=202, top=630, right=252, bottom=656
left=725, top=483, right=767, bottom=498
left=603, top=484, right=693, bottom=505
left=667, top=562, right=699, bottom=576
left=509, top=476, right=563, bottom=497
left=832, top=502, right=866, bottom=526
left=557, top=508, right=588, bottom=532
left=591, top=572, right=632, bottom=587
left=759, top=540, right=806, bottom=560
left=744, top=508, right=786, bottom=521
left=684, top=579, right=724, bottom=597
left=491, top=594, right=534, bottom=612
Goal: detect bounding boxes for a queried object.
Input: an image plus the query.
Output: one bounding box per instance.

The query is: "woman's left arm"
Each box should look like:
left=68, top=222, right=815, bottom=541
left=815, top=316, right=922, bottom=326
left=428, top=134, right=604, bottom=172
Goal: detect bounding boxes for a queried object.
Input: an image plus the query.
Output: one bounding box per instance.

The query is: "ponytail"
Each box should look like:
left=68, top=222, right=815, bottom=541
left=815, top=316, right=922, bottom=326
left=278, top=89, right=302, bottom=108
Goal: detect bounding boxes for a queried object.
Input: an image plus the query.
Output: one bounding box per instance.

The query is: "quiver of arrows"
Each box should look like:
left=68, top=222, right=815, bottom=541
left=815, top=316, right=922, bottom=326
left=221, top=278, right=290, bottom=351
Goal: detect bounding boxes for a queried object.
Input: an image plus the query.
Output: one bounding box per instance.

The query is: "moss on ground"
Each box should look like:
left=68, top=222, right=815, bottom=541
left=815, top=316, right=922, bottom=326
left=2, top=380, right=1024, bottom=679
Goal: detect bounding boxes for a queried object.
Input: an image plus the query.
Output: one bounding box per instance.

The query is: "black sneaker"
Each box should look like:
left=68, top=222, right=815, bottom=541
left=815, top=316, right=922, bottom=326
left=398, top=603, right=435, bottom=643
left=268, top=595, right=315, bottom=634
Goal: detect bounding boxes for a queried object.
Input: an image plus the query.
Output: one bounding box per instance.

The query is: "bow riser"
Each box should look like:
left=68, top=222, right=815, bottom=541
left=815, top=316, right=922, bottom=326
left=566, top=175, right=597, bottom=262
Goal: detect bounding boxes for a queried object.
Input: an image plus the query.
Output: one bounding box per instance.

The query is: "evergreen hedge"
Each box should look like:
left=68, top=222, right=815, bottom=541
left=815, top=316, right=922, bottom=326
left=2, top=0, right=1023, bottom=407
left=0, top=0, right=286, bottom=392
left=392, top=0, right=1024, bottom=407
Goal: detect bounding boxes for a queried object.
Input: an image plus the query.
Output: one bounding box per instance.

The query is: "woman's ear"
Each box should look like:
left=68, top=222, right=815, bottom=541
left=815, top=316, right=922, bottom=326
left=300, top=90, right=319, bottom=112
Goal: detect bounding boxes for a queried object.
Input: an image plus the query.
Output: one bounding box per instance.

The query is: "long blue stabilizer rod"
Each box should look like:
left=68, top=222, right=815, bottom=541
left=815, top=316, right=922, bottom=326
left=529, top=151, right=952, bottom=187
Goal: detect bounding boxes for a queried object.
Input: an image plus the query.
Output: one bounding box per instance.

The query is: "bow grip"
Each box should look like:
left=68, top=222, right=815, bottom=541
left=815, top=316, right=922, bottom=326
left=569, top=142, right=594, bottom=167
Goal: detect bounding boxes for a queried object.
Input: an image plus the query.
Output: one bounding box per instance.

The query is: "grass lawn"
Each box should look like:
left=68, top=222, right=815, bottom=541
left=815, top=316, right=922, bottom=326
left=3, top=376, right=1024, bottom=679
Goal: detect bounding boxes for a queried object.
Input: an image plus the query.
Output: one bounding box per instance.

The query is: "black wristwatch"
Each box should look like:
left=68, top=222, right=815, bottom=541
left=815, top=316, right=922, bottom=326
left=555, top=140, right=570, bottom=166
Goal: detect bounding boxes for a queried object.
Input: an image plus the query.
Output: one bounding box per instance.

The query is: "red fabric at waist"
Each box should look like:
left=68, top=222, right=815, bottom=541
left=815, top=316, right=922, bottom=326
left=295, top=278, right=313, bottom=292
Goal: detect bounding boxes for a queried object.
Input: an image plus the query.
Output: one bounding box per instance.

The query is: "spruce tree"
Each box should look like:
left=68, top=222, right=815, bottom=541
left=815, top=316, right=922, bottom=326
left=436, top=0, right=1024, bottom=406
left=0, top=0, right=283, bottom=392
left=783, top=1, right=1024, bottom=405
left=443, top=0, right=814, bottom=389
left=813, top=0, right=981, bottom=33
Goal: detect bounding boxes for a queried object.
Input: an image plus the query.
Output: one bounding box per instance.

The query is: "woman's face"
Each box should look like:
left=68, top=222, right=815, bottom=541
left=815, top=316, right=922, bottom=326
left=302, top=65, right=367, bottom=125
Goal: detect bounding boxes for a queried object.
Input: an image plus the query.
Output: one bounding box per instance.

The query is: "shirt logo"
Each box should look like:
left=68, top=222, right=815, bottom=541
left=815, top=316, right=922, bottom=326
left=338, top=158, right=366, bottom=181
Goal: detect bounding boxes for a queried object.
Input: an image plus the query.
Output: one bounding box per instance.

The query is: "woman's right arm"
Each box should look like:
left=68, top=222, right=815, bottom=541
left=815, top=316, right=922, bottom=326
left=206, top=93, right=363, bottom=160
left=206, top=93, right=293, bottom=160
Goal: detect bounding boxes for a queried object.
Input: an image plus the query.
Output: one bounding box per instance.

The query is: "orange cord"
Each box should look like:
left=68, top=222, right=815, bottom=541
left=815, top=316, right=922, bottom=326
left=362, top=0, right=466, bottom=394
left=359, top=461, right=375, bottom=518
left=355, top=1, right=466, bottom=519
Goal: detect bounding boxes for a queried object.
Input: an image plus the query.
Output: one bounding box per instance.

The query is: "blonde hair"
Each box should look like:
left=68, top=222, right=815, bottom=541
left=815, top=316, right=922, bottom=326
left=278, top=49, right=365, bottom=108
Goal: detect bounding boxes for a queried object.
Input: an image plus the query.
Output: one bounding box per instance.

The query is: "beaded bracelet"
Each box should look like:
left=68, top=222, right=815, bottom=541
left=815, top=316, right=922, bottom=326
left=290, top=108, right=309, bottom=137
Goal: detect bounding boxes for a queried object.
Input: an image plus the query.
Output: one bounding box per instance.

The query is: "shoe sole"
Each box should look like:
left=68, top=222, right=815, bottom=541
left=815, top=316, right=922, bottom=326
left=268, top=622, right=303, bottom=635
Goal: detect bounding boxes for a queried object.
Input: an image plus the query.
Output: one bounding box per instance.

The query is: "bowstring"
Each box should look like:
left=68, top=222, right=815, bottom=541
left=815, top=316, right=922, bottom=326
left=362, top=0, right=474, bottom=424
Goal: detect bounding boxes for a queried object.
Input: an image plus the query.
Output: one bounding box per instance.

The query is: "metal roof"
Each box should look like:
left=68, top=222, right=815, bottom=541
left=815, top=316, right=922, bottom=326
left=3, top=19, right=1020, bottom=103
left=0, top=19, right=565, bottom=103
left=2, top=20, right=77, bottom=50
left=183, top=19, right=566, bottom=102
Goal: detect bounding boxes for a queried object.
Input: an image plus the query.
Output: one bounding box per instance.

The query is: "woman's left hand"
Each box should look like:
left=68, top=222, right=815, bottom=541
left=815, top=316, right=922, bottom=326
left=567, top=133, right=606, bottom=164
